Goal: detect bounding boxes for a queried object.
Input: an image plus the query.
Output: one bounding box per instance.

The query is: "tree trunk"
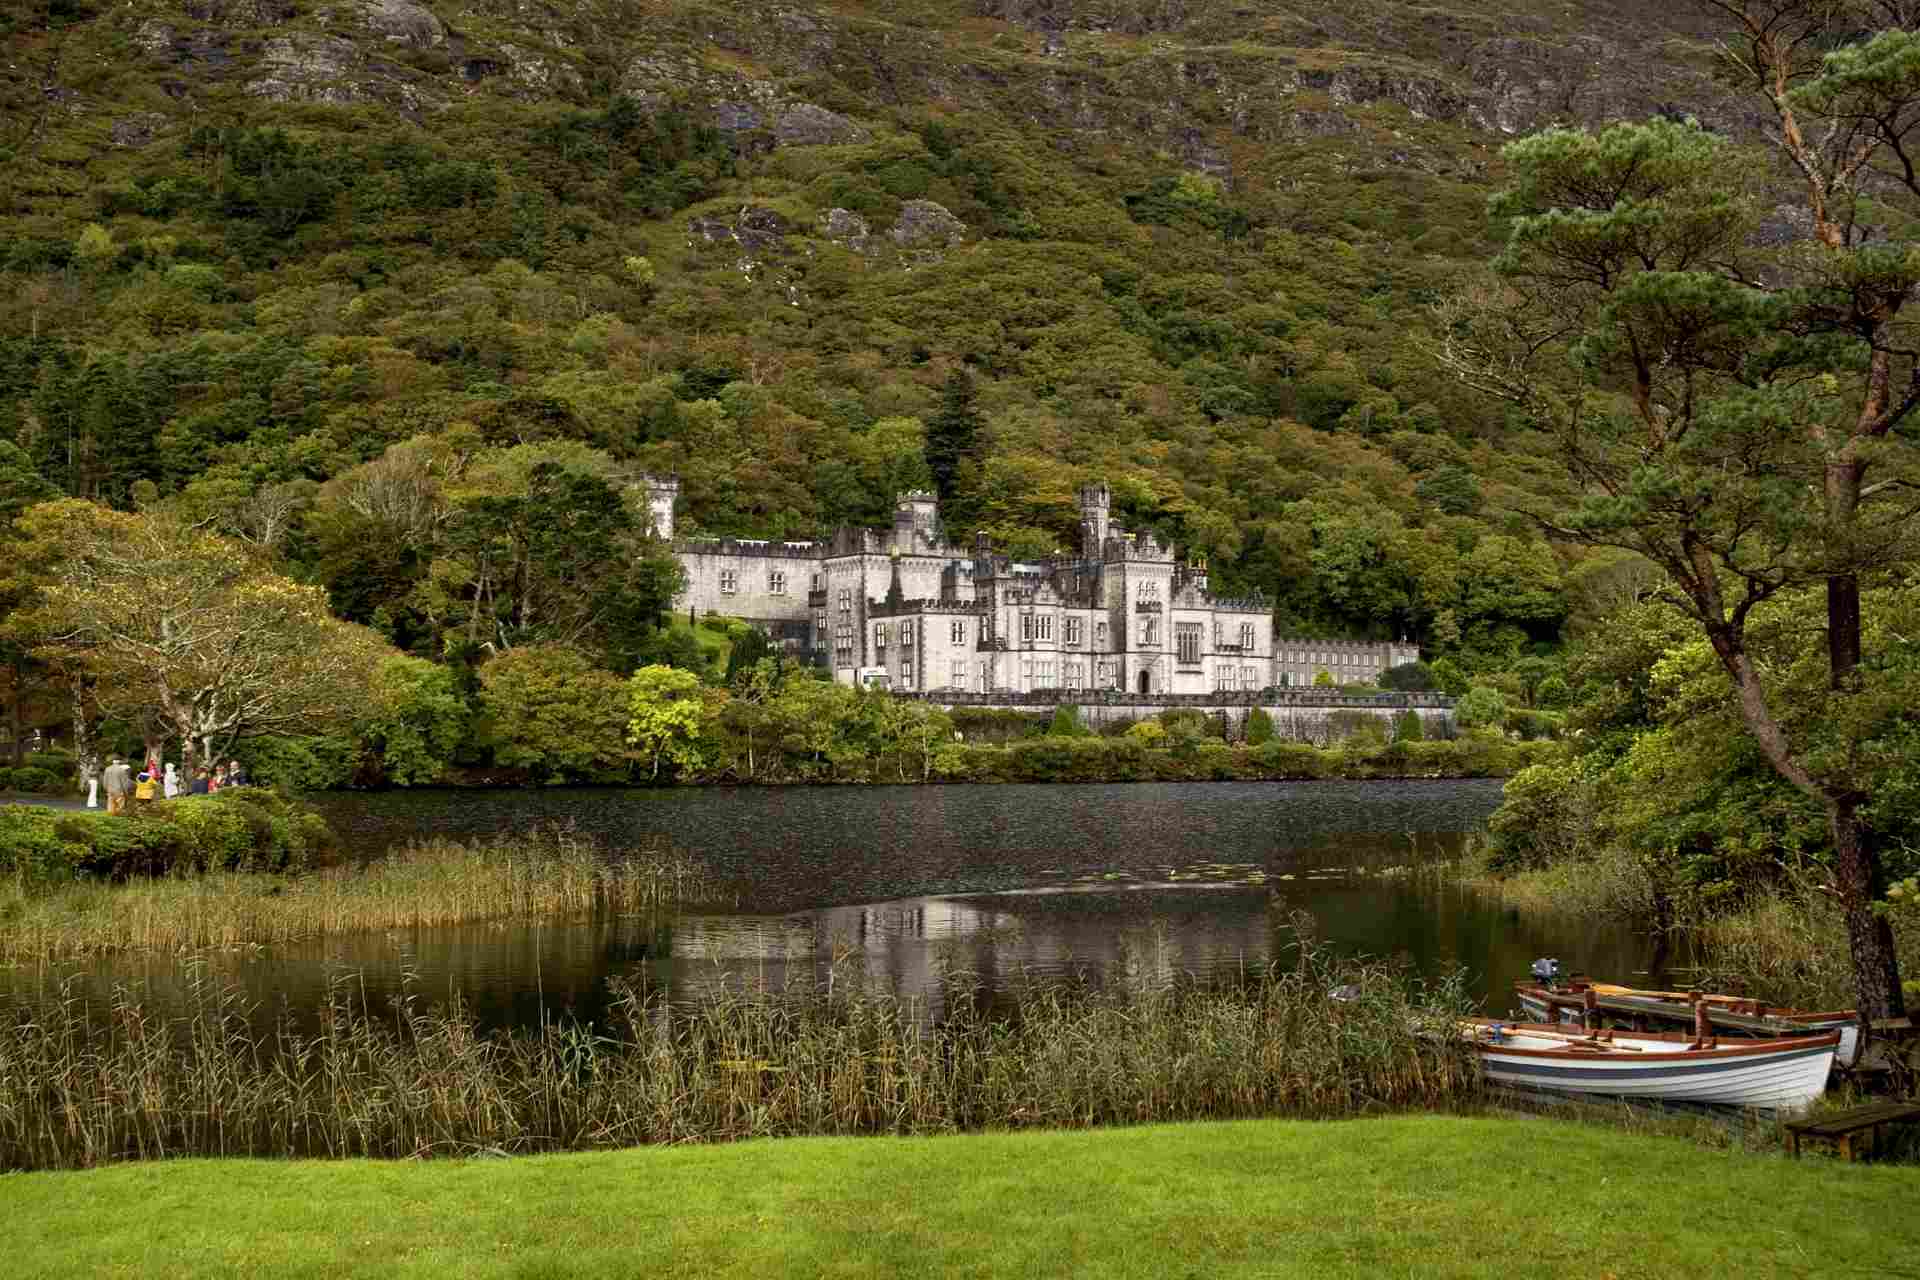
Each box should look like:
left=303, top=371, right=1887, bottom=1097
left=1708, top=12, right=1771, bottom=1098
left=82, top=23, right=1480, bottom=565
left=5, top=662, right=22, bottom=767
left=1828, top=575, right=1862, bottom=685
left=1829, top=793, right=1907, bottom=1023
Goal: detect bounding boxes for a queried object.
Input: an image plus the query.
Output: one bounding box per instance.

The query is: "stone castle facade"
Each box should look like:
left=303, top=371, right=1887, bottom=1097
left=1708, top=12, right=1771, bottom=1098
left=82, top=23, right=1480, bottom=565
left=651, top=480, right=1418, bottom=693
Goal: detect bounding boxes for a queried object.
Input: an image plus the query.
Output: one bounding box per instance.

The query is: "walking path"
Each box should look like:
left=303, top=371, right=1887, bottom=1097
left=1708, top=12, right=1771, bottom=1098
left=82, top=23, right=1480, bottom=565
left=0, top=790, right=89, bottom=812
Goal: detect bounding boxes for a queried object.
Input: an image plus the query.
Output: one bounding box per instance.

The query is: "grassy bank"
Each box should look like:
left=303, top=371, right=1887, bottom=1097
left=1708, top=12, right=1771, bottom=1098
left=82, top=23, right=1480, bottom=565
left=0, top=789, right=336, bottom=885
left=1453, top=839, right=1920, bottom=1010
left=0, top=829, right=724, bottom=963
left=9, top=1116, right=1917, bottom=1279
left=0, top=951, right=1473, bottom=1170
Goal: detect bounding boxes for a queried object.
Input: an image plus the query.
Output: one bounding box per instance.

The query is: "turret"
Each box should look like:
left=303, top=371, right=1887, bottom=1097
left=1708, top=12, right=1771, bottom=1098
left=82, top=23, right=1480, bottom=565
left=1077, top=481, right=1111, bottom=558
left=642, top=473, right=680, bottom=540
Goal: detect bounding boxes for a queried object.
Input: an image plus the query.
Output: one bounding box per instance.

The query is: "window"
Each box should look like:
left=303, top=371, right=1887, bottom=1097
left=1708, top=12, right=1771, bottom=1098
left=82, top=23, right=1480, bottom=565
left=1064, top=661, right=1084, bottom=688
left=837, top=588, right=853, bottom=620
left=1243, top=666, right=1258, bottom=689
left=769, top=570, right=787, bottom=594
left=814, top=611, right=827, bottom=649
left=1021, top=614, right=1034, bottom=641
left=1065, top=617, right=1082, bottom=646
left=1139, top=617, right=1159, bottom=646
left=950, top=620, right=966, bottom=645
left=900, top=625, right=913, bottom=649
left=1037, top=615, right=1052, bottom=641
left=811, top=573, right=823, bottom=591
left=951, top=660, right=969, bottom=686
left=1096, top=621, right=1109, bottom=647
left=1240, top=622, right=1256, bottom=650
left=875, top=623, right=890, bottom=649
left=900, top=661, right=913, bottom=683
left=719, top=569, right=739, bottom=594
left=1176, top=626, right=1200, bottom=665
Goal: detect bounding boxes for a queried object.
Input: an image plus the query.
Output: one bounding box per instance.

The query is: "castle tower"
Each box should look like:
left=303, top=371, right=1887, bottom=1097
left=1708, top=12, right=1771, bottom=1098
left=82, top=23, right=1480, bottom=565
left=896, top=490, right=940, bottom=549
left=642, top=474, right=680, bottom=541
left=1077, top=482, right=1111, bottom=559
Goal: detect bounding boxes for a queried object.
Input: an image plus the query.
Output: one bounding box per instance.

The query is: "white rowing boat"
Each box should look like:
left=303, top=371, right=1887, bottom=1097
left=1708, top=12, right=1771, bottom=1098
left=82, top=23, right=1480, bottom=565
left=1513, top=980, right=1863, bottom=1070
left=1462, top=1019, right=1839, bottom=1112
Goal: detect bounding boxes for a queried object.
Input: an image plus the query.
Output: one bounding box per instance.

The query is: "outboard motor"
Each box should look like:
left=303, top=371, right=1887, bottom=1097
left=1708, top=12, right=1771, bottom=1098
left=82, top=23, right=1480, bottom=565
left=1529, top=957, right=1562, bottom=988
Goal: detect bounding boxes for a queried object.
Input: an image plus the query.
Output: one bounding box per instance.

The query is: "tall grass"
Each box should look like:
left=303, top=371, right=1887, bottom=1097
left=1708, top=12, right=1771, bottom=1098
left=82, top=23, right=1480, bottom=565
left=1685, top=894, right=1920, bottom=1011
left=0, top=947, right=1479, bottom=1170
left=1450, top=833, right=1660, bottom=920
left=0, top=829, right=728, bottom=963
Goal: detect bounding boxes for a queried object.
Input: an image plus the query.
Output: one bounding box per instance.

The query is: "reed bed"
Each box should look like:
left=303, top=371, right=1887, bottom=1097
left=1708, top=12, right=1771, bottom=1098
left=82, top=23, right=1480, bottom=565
left=0, top=829, right=728, bottom=964
left=0, top=948, right=1479, bottom=1171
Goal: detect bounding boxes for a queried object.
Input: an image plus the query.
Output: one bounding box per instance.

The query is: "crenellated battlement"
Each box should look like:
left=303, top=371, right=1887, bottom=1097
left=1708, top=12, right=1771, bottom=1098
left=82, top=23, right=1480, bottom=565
left=676, top=537, right=824, bottom=560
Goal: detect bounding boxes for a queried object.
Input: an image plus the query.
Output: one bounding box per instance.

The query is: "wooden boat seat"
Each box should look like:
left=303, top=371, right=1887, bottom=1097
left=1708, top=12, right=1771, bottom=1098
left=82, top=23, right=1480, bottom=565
left=1784, top=1101, right=1920, bottom=1161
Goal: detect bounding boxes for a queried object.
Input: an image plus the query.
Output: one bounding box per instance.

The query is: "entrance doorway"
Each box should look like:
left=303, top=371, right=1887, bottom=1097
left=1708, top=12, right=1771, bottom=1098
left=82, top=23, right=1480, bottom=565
left=1137, top=670, right=1151, bottom=695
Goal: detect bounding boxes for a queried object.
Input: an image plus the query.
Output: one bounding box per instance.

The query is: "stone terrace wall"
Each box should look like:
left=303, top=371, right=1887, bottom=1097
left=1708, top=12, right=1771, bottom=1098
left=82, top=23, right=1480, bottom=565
left=906, top=690, right=1456, bottom=743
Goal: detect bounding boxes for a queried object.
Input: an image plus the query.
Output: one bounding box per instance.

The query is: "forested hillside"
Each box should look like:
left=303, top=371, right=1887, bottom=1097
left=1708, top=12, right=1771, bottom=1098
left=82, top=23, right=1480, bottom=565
left=0, top=0, right=1748, bottom=661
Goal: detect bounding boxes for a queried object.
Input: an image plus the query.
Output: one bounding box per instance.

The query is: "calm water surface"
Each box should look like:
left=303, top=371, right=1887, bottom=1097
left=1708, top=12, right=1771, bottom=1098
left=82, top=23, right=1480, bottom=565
left=4, top=781, right=1659, bottom=1031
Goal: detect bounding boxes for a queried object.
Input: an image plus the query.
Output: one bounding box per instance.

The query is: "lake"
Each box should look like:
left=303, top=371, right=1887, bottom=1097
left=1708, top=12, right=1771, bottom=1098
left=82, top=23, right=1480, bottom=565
left=1, top=780, right=1659, bottom=1031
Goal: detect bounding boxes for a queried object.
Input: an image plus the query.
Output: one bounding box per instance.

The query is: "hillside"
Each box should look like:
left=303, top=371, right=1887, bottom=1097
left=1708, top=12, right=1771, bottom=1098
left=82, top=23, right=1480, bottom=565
left=0, top=0, right=1748, bottom=654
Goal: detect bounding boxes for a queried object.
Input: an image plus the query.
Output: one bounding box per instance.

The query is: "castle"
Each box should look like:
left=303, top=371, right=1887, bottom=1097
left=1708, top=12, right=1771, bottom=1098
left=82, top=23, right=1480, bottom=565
left=653, top=480, right=1419, bottom=694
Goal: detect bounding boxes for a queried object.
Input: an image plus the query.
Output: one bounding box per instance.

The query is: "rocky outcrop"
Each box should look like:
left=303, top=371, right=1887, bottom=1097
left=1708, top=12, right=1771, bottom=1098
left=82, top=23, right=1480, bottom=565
left=499, top=43, right=584, bottom=95
left=819, top=207, right=875, bottom=254
left=246, top=35, right=367, bottom=104
left=110, top=113, right=172, bottom=148
left=183, top=0, right=297, bottom=26
left=772, top=103, right=869, bottom=147
left=689, top=205, right=794, bottom=257
left=354, top=0, right=445, bottom=50
left=889, top=201, right=965, bottom=251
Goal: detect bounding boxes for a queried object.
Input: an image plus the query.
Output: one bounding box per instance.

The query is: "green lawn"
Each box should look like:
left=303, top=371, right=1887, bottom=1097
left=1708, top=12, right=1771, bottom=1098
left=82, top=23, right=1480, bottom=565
left=8, top=1116, right=1917, bottom=1278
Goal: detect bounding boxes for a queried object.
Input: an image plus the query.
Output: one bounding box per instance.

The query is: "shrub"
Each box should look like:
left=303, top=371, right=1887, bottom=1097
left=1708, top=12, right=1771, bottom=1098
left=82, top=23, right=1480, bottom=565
left=1454, top=686, right=1508, bottom=730
left=1125, top=721, right=1167, bottom=747
left=24, top=750, right=76, bottom=779
left=1534, top=674, right=1572, bottom=709
left=8, top=766, right=60, bottom=795
left=1380, top=661, right=1436, bottom=691
left=1393, top=709, right=1424, bottom=743
left=1429, top=657, right=1469, bottom=696
left=1047, top=705, right=1089, bottom=737
left=1245, top=706, right=1275, bottom=745
left=0, top=791, right=337, bottom=887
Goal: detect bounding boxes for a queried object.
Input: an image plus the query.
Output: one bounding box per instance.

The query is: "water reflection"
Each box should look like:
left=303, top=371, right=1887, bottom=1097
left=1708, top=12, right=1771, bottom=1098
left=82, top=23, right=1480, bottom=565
left=2, top=781, right=1662, bottom=1034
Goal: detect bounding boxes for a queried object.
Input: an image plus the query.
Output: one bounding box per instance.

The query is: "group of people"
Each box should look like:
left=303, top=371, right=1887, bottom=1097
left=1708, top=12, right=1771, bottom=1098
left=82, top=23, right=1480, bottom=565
left=93, top=755, right=250, bottom=814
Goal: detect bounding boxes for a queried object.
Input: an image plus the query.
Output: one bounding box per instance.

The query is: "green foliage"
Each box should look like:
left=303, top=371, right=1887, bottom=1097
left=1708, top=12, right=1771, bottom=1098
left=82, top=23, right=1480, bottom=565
left=1047, top=704, right=1089, bottom=737
left=1428, top=658, right=1468, bottom=697
left=625, top=664, right=711, bottom=781
left=1393, top=710, right=1424, bottom=743
left=1245, top=706, right=1275, bottom=746
left=1454, top=687, right=1508, bottom=731
left=358, top=656, right=467, bottom=786
left=0, top=790, right=335, bottom=886
left=1379, top=662, right=1435, bottom=692
left=478, top=645, right=632, bottom=783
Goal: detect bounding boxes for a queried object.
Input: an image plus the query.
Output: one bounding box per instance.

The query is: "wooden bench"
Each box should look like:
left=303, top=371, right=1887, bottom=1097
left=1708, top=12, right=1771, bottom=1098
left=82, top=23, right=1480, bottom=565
left=1784, top=1101, right=1920, bottom=1161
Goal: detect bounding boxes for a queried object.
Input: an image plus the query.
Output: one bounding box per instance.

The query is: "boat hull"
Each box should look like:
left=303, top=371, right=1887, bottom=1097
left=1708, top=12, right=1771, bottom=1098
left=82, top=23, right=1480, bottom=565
left=1514, top=987, right=1862, bottom=1070
left=1466, top=1022, right=1838, bottom=1112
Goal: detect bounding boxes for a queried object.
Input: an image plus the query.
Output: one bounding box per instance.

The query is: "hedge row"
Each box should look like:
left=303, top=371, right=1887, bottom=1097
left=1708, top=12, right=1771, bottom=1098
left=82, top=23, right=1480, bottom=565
left=0, top=790, right=338, bottom=886
left=929, top=735, right=1560, bottom=785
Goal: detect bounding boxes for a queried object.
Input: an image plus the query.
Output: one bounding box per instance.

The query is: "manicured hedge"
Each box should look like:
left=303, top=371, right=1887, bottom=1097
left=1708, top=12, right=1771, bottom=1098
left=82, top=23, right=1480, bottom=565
left=925, top=735, right=1559, bottom=785
left=0, top=790, right=338, bottom=886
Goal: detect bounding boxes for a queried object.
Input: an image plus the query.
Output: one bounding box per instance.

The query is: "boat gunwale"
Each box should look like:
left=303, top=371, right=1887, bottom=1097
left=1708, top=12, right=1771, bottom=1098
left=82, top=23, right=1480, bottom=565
left=1513, top=982, right=1853, bottom=1025
left=1462, top=1020, right=1841, bottom=1063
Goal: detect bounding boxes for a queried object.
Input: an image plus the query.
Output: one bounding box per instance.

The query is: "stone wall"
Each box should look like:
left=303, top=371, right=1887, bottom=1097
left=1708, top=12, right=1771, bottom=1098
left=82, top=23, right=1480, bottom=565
left=910, top=690, right=1456, bottom=742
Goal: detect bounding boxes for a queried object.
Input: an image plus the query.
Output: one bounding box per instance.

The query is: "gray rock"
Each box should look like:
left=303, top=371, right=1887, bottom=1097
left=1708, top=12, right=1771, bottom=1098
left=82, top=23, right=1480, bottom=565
left=246, top=35, right=366, bottom=104
left=110, top=113, right=171, bottom=148
left=711, top=100, right=765, bottom=133
left=357, top=0, right=445, bottom=49
left=134, top=21, right=175, bottom=56
left=771, top=103, right=869, bottom=147
left=500, top=43, right=583, bottom=95
left=184, top=0, right=296, bottom=25
left=889, top=200, right=965, bottom=250
left=819, top=207, right=874, bottom=254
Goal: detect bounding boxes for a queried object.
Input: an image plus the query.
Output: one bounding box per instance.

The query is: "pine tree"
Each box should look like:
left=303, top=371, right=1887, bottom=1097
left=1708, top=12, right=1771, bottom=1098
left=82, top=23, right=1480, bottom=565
left=924, top=367, right=982, bottom=520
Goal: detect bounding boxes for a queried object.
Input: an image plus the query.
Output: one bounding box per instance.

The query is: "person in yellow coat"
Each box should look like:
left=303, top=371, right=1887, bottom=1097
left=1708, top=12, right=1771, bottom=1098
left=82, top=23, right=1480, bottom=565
left=132, top=770, right=160, bottom=809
